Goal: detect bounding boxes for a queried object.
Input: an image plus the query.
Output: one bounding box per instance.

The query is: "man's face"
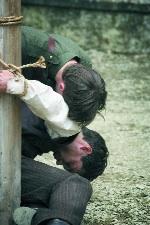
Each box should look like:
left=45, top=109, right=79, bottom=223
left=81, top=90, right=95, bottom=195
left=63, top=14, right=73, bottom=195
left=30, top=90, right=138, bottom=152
left=53, top=132, right=92, bottom=173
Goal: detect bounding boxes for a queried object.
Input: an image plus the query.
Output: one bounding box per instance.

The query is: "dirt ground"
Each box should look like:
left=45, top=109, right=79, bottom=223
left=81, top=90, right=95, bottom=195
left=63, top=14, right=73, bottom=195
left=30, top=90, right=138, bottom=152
left=36, top=51, right=150, bottom=225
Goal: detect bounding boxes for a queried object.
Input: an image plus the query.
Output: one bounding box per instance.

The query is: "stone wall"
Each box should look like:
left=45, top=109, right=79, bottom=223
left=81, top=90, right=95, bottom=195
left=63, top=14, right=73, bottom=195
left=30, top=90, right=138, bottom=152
left=22, top=1, right=150, bottom=53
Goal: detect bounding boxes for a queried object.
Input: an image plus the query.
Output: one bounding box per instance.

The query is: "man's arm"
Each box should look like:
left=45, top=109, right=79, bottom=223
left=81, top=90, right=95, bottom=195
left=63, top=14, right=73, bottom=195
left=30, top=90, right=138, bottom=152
left=0, top=70, right=80, bottom=138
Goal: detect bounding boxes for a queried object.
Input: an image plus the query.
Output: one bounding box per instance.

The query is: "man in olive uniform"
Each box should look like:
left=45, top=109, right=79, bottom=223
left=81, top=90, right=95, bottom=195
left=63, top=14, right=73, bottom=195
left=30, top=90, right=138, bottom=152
left=0, top=27, right=108, bottom=225
left=19, top=27, right=108, bottom=225
left=22, top=26, right=107, bottom=126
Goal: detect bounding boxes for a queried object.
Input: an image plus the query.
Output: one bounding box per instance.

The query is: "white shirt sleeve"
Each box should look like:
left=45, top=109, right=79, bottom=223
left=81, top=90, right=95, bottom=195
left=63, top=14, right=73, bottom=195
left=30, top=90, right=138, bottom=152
left=7, top=78, right=80, bottom=138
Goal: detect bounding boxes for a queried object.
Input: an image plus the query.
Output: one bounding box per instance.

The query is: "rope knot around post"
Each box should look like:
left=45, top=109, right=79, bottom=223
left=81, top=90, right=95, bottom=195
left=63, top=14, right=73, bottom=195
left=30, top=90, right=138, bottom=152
left=0, top=16, right=23, bottom=26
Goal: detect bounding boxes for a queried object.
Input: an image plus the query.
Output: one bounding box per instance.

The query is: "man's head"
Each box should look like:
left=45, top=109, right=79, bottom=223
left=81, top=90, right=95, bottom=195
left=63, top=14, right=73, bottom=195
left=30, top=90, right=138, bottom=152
left=55, top=64, right=107, bottom=126
left=53, top=127, right=109, bottom=181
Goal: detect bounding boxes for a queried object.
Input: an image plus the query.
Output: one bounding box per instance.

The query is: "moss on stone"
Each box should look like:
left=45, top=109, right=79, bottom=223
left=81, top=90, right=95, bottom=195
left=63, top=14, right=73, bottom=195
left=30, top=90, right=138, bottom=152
left=22, top=6, right=150, bottom=54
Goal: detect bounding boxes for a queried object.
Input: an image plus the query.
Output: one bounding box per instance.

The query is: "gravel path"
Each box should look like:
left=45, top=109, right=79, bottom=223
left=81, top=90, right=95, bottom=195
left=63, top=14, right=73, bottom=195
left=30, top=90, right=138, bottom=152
left=83, top=51, right=150, bottom=225
left=36, top=51, right=150, bottom=225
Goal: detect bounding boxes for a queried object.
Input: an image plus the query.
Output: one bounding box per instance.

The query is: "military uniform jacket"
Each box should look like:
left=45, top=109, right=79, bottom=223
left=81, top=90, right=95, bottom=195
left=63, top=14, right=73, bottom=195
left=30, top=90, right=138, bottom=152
left=22, top=26, right=92, bottom=88
left=21, top=26, right=92, bottom=157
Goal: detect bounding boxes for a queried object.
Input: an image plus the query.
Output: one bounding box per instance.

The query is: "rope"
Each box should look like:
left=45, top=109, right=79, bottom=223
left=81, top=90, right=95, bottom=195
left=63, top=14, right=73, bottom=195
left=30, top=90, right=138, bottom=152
left=0, top=56, right=46, bottom=75
left=0, top=56, right=46, bottom=96
left=0, top=16, right=23, bottom=26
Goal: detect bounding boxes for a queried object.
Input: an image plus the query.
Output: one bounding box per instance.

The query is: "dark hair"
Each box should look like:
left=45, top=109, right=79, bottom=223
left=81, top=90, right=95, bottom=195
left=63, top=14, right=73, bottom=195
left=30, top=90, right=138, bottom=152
left=80, top=127, right=109, bottom=181
left=50, top=133, right=79, bottom=149
left=62, top=64, right=107, bottom=126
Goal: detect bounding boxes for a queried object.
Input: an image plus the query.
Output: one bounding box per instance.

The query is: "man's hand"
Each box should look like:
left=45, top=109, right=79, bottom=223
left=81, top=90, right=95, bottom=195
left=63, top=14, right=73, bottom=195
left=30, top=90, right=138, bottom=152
left=0, top=70, right=26, bottom=96
left=0, top=70, right=14, bottom=93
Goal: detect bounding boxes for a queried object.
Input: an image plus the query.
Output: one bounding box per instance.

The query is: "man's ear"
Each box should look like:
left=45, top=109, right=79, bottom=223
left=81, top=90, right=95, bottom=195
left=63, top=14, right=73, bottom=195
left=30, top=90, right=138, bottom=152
left=59, top=82, right=65, bottom=93
left=80, top=146, right=92, bottom=155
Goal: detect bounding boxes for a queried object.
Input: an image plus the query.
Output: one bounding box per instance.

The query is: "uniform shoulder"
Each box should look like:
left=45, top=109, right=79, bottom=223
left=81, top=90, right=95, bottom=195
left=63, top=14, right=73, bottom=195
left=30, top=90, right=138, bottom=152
left=50, top=34, right=92, bottom=68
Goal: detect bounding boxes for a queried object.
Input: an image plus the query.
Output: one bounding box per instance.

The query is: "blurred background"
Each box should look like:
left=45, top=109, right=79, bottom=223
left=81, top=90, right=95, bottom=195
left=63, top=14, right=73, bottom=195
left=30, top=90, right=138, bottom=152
left=22, top=1, right=150, bottom=224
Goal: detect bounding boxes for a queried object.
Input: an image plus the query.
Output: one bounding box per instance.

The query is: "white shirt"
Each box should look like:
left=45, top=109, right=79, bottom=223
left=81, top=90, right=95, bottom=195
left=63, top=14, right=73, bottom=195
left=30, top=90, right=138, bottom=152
left=7, top=77, right=80, bottom=138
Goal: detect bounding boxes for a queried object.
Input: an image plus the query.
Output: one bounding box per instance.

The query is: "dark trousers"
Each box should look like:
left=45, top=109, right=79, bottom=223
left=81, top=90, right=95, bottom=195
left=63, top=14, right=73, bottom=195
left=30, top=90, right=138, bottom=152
left=21, top=156, right=92, bottom=225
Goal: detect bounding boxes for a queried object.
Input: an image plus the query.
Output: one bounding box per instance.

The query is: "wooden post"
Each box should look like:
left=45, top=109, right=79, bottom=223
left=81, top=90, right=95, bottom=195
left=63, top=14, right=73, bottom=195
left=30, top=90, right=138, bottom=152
left=0, top=0, right=21, bottom=224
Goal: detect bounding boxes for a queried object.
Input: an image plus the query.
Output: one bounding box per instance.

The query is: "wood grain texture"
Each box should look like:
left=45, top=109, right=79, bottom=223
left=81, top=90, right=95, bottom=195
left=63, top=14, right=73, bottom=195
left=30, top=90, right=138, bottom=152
left=0, top=0, right=21, bottom=224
